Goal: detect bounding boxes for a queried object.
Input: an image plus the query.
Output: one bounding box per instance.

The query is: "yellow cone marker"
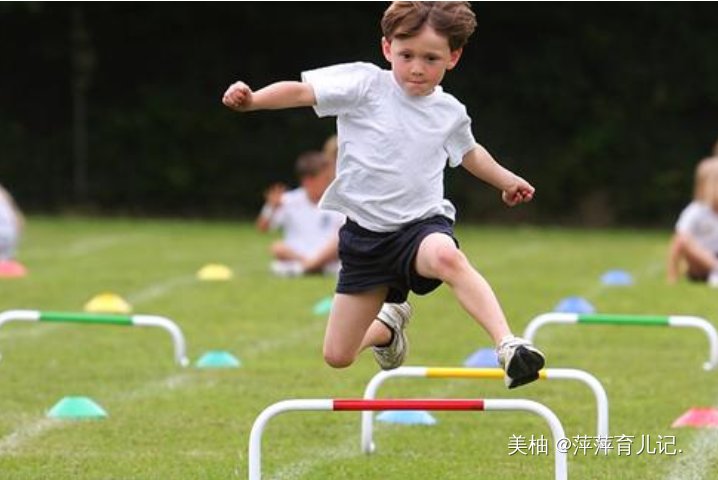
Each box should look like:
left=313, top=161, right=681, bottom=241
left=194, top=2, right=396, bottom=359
left=83, top=292, right=132, bottom=314
left=197, top=263, right=234, bottom=281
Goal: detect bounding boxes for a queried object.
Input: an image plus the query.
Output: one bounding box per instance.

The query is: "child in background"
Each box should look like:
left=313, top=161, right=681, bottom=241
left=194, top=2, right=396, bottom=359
left=0, top=183, right=24, bottom=262
left=257, top=151, right=344, bottom=276
left=667, top=156, right=718, bottom=285
left=226, top=2, right=545, bottom=388
left=322, top=134, right=338, bottom=172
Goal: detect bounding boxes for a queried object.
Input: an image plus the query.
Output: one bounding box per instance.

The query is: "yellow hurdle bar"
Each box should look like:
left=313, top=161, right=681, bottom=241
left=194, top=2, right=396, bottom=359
left=361, top=366, right=608, bottom=454
left=426, top=367, right=548, bottom=380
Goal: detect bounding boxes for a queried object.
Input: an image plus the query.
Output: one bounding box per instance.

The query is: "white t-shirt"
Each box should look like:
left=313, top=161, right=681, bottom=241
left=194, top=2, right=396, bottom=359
left=271, top=188, right=345, bottom=258
left=675, top=201, right=718, bottom=253
left=302, top=62, right=478, bottom=232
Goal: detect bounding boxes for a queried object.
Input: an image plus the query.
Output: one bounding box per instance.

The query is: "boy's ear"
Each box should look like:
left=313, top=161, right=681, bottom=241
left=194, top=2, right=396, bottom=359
left=447, top=47, right=463, bottom=70
left=381, top=36, right=392, bottom=62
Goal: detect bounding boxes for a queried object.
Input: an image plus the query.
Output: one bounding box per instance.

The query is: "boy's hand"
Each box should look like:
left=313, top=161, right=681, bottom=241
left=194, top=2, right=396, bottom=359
left=501, top=177, right=535, bottom=207
left=264, top=183, right=286, bottom=207
left=223, top=81, right=253, bottom=111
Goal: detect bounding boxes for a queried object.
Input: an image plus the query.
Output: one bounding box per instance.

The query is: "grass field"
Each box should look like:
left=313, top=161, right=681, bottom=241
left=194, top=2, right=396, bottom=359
left=1, top=217, right=717, bottom=479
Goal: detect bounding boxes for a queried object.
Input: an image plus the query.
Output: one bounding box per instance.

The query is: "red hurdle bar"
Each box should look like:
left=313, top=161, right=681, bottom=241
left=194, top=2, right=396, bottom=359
left=334, top=398, right=485, bottom=411
left=248, top=398, right=568, bottom=480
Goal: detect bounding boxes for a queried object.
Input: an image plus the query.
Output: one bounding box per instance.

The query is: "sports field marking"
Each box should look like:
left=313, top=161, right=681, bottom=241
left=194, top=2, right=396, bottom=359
left=0, top=373, right=194, bottom=456
left=582, top=259, right=663, bottom=299
left=0, top=418, right=61, bottom=456
left=240, top=319, right=326, bottom=358
left=0, top=273, right=194, bottom=344
left=0, top=323, right=62, bottom=341
left=0, top=310, right=321, bottom=456
left=662, top=407, right=718, bottom=480
left=265, top=436, right=358, bottom=480
left=22, top=233, right=149, bottom=260
left=66, top=234, right=148, bottom=257
left=125, top=273, right=198, bottom=305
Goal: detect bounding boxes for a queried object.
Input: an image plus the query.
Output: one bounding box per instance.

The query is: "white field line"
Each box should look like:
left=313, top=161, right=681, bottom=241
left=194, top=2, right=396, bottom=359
left=261, top=437, right=358, bottom=480
left=581, top=259, right=663, bottom=300
left=0, top=323, right=63, bottom=341
left=0, top=309, right=327, bottom=457
left=0, top=418, right=62, bottom=456
left=22, top=233, right=148, bottom=260
left=125, top=273, right=198, bottom=305
left=66, top=234, right=145, bottom=257
left=0, top=273, right=196, bottom=343
left=662, top=415, right=718, bottom=480
left=240, top=319, right=326, bottom=358
left=0, top=373, right=192, bottom=456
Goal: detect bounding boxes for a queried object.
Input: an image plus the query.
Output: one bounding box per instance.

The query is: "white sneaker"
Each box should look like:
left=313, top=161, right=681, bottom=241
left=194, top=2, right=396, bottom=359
left=270, top=260, right=304, bottom=277
left=708, top=270, right=718, bottom=288
left=372, top=302, right=412, bottom=370
left=322, top=261, right=341, bottom=276
left=497, top=335, right=545, bottom=389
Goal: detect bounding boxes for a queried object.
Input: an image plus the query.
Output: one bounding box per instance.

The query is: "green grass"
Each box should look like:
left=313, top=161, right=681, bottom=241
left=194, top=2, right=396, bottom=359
left=1, top=217, right=717, bottom=479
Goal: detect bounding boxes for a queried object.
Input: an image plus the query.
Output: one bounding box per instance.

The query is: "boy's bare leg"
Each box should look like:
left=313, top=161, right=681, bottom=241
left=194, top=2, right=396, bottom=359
left=415, top=232, right=544, bottom=388
left=270, top=241, right=304, bottom=262
left=414, top=233, right=510, bottom=344
left=675, top=235, right=718, bottom=277
left=323, top=288, right=390, bottom=368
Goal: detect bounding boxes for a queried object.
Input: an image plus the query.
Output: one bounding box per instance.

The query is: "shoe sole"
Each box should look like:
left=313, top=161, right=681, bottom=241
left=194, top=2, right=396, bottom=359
left=506, top=346, right=545, bottom=389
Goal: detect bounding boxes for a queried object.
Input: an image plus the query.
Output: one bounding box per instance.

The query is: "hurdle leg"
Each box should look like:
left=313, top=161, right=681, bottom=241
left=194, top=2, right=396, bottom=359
left=249, top=398, right=568, bottom=480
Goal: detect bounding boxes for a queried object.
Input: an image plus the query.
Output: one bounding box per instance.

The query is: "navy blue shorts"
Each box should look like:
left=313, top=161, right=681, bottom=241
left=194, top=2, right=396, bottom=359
left=336, top=216, right=458, bottom=303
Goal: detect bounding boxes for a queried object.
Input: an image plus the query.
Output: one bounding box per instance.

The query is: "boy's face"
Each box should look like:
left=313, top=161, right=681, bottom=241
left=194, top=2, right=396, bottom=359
left=300, top=166, right=333, bottom=203
left=382, top=25, right=462, bottom=97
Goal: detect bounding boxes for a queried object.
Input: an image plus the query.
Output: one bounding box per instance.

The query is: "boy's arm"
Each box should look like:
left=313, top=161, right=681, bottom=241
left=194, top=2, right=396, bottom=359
left=461, top=145, right=535, bottom=206
left=223, top=81, right=316, bottom=112
left=255, top=183, right=286, bottom=232
left=301, top=231, right=339, bottom=273
left=666, top=233, right=683, bottom=284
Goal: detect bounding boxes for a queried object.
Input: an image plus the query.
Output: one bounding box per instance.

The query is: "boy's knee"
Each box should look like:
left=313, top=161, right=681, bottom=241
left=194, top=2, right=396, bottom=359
left=270, top=241, right=283, bottom=256
left=431, top=243, right=468, bottom=277
left=675, top=235, right=696, bottom=253
left=323, top=347, right=355, bottom=369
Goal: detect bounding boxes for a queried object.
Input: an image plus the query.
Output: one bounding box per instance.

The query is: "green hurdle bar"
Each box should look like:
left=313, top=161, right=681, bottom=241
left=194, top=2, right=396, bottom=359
left=0, top=309, right=189, bottom=366
left=524, top=312, right=718, bottom=370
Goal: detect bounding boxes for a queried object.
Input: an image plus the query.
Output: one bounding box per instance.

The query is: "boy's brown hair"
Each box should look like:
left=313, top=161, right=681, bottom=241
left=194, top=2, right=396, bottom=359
left=295, top=151, right=328, bottom=178
left=381, top=1, right=477, bottom=51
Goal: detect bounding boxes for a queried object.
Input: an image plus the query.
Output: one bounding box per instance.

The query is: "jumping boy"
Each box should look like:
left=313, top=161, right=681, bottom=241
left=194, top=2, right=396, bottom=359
left=223, top=1, right=545, bottom=388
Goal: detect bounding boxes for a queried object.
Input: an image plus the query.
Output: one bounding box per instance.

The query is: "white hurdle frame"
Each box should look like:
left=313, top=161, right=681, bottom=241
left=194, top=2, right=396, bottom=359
left=524, top=312, right=718, bottom=371
left=0, top=309, right=189, bottom=366
left=361, top=367, right=608, bottom=454
left=248, top=398, right=568, bottom=480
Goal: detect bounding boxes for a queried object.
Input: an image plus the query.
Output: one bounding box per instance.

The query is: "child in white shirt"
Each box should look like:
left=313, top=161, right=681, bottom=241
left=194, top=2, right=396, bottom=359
left=668, top=156, right=718, bottom=285
left=256, top=151, right=344, bottom=276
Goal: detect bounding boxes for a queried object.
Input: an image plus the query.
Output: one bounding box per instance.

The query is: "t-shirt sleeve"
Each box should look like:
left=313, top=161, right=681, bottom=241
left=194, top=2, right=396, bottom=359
left=444, top=111, right=478, bottom=168
left=301, top=62, right=379, bottom=118
left=675, top=202, right=700, bottom=234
